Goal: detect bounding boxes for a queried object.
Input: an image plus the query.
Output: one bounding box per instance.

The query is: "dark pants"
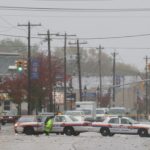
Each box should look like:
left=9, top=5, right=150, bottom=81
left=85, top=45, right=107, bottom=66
left=44, top=131, right=49, bottom=136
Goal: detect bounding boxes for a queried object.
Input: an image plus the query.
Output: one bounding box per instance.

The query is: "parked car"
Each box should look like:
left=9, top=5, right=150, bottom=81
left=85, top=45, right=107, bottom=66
left=0, top=111, right=18, bottom=123
left=107, top=107, right=128, bottom=116
left=91, top=116, right=150, bottom=137
left=96, top=108, right=109, bottom=122
left=14, top=115, right=90, bottom=136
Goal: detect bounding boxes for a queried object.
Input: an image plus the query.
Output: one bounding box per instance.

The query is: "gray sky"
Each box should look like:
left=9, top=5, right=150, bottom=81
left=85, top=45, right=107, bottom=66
left=0, top=0, right=150, bottom=71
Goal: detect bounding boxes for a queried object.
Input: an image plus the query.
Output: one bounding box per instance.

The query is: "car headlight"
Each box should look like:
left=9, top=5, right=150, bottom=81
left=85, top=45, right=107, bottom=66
left=14, top=123, right=18, bottom=127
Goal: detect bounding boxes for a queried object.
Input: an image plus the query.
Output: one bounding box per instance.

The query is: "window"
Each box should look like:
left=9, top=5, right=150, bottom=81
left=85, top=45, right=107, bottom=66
left=55, top=116, right=66, bottom=122
left=4, top=100, right=10, bottom=111
left=108, top=118, right=119, bottom=124
left=121, top=118, right=130, bottom=124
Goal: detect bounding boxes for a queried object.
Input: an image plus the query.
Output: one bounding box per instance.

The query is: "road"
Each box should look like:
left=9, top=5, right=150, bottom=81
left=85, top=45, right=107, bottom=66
left=0, top=124, right=150, bottom=150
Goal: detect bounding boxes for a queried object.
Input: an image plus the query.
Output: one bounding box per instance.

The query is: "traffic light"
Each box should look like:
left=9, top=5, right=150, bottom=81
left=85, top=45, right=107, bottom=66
left=16, top=60, right=23, bottom=72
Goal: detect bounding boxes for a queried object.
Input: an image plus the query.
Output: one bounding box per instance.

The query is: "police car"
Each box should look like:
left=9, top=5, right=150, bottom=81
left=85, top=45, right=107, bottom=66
left=52, top=115, right=90, bottom=136
left=14, top=115, right=90, bottom=136
left=14, top=115, right=45, bottom=135
left=91, top=116, right=150, bottom=137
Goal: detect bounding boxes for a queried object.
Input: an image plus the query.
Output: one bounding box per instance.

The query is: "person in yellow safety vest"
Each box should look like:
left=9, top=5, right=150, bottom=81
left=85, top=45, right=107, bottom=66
left=44, top=116, right=54, bottom=136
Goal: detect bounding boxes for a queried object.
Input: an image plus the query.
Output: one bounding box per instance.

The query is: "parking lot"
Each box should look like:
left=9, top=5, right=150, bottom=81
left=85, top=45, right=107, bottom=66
left=0, top=124, right=150, bottom=150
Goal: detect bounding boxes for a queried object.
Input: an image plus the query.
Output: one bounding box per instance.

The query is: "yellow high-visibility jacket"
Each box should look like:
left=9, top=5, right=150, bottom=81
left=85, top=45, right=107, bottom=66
left=44, top=119, right=53, bottom=132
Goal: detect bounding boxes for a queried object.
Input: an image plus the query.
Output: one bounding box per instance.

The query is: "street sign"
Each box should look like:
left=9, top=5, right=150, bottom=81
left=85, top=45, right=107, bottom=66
left=31, top=59, right=39, bottom=79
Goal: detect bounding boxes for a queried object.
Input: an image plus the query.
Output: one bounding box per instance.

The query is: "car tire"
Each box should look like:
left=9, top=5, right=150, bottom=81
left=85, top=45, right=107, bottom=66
left=100, top=128, right=110, bottom=136
left=64, top=127, right=74, bottom=136
left=1, top=121, right=6, bottom=125
left=73, top=132, right=80, bottom=136
left=138, top=129, right=148, bottom=137
left=24, top=127, right=34, bottom=135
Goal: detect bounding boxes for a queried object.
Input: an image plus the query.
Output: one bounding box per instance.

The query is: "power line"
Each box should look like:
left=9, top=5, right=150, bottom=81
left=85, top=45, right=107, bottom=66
left=3, top=14, right=150, bottom=18
left=78, top=33, right=150, bottom=40
left=36, top=0, right=111, bottom=1
left=1, top=6, right=150, bottom=12
left=0, top=16, right=27, bottom=33
left=1, top=33, right=150, bottom=40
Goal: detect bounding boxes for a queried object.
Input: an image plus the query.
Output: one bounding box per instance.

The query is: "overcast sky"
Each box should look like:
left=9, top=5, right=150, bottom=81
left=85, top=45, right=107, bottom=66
left=0, top=0, right=150, bottom=72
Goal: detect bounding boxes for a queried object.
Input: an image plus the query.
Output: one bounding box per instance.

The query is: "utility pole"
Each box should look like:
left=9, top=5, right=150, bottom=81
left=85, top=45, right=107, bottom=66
left=38, top=30, right=59, bottom=112
left=145, top=56, right=150, bottom=119
left=69, top=39, right=87, bottom=102
left=59, top=33, right=76, bottom=111
left=18, top=21, right=41, bottom=115
left=97, top=45, right=103, bottom=107
left=112, top=51, right=117, bottom=107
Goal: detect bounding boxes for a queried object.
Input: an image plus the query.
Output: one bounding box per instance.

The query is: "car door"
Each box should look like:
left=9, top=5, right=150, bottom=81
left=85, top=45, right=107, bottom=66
left=52, top=116, right=66, bottom=132
left=120, top=118, right=137, bottom=134
left=108, top=117, right=120, bottom=133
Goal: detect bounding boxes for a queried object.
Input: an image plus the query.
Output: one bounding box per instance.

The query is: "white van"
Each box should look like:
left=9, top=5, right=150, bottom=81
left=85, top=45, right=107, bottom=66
left=75, top=101, right=96, bottom=120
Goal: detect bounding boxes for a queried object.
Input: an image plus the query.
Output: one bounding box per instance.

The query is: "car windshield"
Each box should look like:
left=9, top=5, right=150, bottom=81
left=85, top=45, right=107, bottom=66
left=18, top=116, right=36, bottom=122
left=96, top=109, right=105, bottom=114
left=65, top=111, right=84, bottom=116
left=126, top=117, right=138, bottom=124
left=68, top=115, right=79, bottom=122
left=82, top=109, right=92, bottom=115
left=108, top=108, right=126, bottom=114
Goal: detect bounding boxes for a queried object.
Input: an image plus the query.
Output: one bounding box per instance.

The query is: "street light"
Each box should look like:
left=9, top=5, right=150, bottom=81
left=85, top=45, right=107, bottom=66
left=84, top=85, right=87, bottom=101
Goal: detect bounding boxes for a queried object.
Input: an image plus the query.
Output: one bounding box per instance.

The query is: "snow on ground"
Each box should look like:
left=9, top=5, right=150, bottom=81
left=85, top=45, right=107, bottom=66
left=0, top=124, right=150, bottom=150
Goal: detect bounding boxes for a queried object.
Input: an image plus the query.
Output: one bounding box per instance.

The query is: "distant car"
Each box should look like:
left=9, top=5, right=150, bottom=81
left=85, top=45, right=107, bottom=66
left=65, top=110, right=85, bottom=121
left=107, top=107, right=128, bottom=117
left=14, top=115, right=90, bottom=136
left=91, top=116, right=150, bottom=137
left=96, top=108, right=109, bottom=122
left=1, top=111, right=18, bottom=123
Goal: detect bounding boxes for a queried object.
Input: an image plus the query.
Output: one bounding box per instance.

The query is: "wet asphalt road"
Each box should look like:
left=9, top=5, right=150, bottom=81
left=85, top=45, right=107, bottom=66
left=0, top=124, right=150, bottom=150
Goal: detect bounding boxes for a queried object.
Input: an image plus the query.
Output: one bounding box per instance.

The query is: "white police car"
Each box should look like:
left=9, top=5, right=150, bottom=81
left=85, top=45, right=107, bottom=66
left=14, top=115, right=90, bottom=136
left=91, top=116, right=150, bottom=137
left=52, top=115, right=90, bottom=136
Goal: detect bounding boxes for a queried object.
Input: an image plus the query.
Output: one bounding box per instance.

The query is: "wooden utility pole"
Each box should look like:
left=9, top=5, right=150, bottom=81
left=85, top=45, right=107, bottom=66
left=18, top=21, right=41, bottom=115
left=145, top=56, right=150, bottom=119
left=38, top=30, right=59, bottom=112
left=97, top=45, right=103, bottom=107
left=112, top=51, right=118, bottom=107
left=59, top=33, right=76, bottom=111
left=69, top=39, right=87, bottom=102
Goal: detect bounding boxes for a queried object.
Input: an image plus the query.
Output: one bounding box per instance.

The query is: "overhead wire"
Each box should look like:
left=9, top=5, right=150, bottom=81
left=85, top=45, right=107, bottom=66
left=1, top=6, right=150, bottom=12
left=0, top=16, right=27, bottom=33
left=1, top=33, right=150, bottom=40
left=35, top=0, right=111, bottom=1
